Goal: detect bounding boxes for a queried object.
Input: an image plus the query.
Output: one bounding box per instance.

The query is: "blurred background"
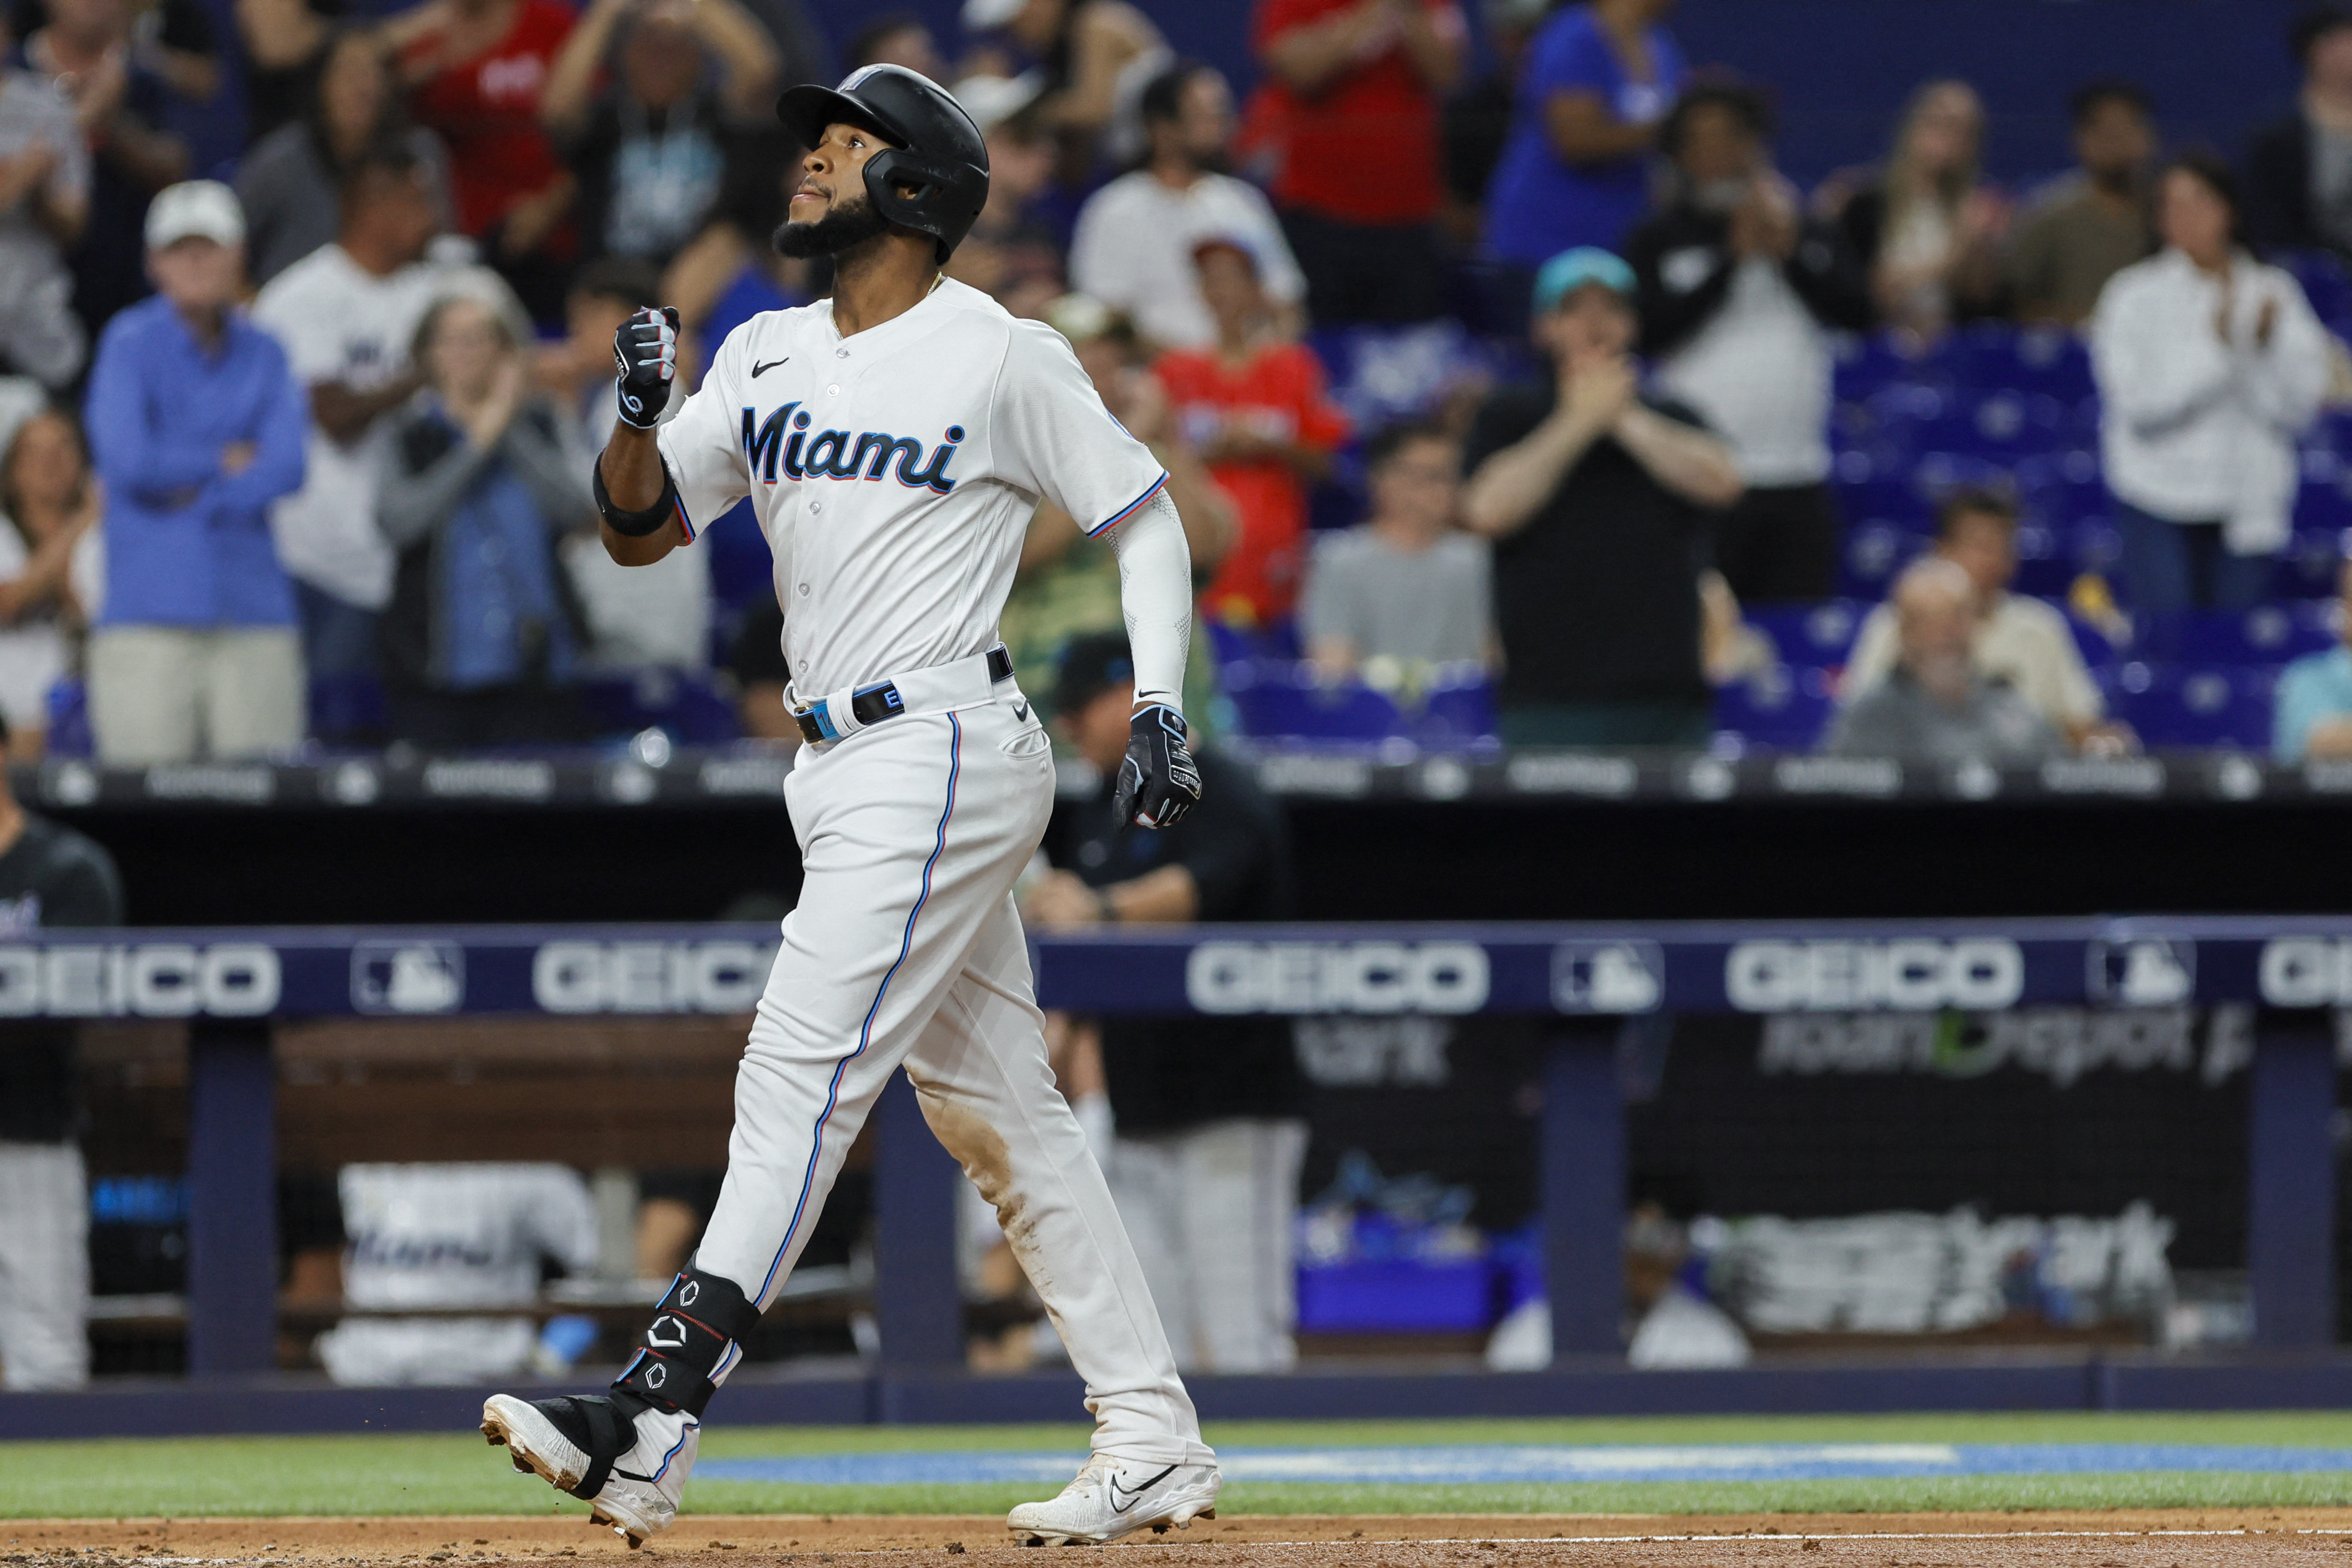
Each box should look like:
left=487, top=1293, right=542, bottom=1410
left=3, top=0, right=2352, bottom=1411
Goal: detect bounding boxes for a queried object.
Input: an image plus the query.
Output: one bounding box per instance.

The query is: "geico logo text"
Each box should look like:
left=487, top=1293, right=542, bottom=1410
left=1184, top=941, right=1490, bottom=1014
left=0, top=943, right=281, bottom=1016
left=532, top=941, right=779, bottom=1013
left=1725, top=939, right=2025, bottom=1012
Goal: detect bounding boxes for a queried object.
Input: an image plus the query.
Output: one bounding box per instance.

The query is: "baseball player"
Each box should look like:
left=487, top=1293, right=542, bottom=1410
left=479, top=65, right=1217, bottom=1548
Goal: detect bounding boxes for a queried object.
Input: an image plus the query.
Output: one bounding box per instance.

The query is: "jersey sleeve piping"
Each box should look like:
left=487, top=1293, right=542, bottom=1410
left=1083, top=469, right=1171, bottom=537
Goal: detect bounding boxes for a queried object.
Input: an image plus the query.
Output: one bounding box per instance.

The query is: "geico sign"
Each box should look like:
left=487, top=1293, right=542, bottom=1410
left=1184, top=941, right=1489, bottom=1014
left=1725, top=939, right=2024, bottom=1012
left=2257, top=937, right=2352, bottom=1006
left=533, top=940, right=776, bottom=1013
left=0, top=943, right=281, bottom=1016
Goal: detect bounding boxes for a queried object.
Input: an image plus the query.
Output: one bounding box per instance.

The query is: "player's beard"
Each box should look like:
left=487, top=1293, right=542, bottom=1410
left=774, top=197, right=894, bottom=259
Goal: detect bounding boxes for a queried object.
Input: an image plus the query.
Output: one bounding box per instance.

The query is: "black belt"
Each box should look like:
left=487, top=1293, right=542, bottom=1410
left=794, top=646, right=1014, bottom=746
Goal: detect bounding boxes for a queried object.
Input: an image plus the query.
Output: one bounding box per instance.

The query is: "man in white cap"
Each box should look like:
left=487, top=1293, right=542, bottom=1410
left=80, top=179, right=310, bottom=764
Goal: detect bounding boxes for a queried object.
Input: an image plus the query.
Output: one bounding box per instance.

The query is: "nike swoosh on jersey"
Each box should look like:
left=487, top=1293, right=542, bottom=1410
left=1014, top=701, right=1031, bottom=722
left=1108, top=1465, right=1178, bottom=1514
left=752, top=357, right=790, bottom=377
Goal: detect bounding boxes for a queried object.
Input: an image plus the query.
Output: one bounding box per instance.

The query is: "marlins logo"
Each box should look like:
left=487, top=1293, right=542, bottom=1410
left=743, top=405, right=965, bottom=494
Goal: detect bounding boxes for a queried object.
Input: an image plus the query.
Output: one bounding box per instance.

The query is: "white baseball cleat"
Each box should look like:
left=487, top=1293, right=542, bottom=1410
left=1005, top=1453, right=1221, bottom=1546
left=481, top=1391, right=699, bottom=1547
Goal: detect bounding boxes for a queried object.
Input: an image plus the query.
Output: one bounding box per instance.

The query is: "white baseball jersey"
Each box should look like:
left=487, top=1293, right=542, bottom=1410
left=656, top=277, right=1168, bottom=696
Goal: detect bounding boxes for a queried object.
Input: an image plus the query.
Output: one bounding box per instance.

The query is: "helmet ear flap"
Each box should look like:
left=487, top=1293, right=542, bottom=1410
left=862, top=145, right=988, bottom=264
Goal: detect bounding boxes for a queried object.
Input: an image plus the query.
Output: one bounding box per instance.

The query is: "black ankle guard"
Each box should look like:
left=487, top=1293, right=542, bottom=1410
left=613, top=1264, right=760, bottom=1418
left=556, top=1394, right=640, bottom=1500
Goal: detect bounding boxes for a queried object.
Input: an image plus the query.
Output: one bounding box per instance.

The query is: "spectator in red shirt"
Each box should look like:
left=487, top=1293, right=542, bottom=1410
left=1156, top=235, right=1350, bottom=628
left=1253, top=0, right=1466, bottom=325
left=386, top=0, right=577, bottom=319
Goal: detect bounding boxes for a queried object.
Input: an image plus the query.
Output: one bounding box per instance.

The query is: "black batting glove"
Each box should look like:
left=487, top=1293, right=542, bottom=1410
left=1112, top=703, right=1202, bottom=829
left=614, top=306, right=681, bottom=429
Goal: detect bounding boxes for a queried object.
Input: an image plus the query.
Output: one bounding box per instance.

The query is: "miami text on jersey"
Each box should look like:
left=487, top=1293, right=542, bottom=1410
left=741, top=403, right=965, bottom=494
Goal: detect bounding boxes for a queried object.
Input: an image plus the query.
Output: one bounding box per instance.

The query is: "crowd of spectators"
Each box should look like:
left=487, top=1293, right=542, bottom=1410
left=4, top=0, right=2352, bottom=767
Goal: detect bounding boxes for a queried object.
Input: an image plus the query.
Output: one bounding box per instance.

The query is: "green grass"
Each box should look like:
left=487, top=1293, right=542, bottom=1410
left=9, top=1413, right=2352, bottom=1520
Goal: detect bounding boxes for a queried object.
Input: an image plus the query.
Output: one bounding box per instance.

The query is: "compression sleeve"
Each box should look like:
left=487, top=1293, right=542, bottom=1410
left=1106, top=487, right=1193, bottom=712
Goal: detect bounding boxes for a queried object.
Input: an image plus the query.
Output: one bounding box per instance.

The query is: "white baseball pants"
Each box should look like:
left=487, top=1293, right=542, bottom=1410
left=0, top=1139, right=90, bottom=1390
left=695, top=679, right=1209, bottom=1467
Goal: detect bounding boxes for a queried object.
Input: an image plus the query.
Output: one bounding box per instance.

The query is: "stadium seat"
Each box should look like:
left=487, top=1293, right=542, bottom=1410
left=1839, top=520, right=1932, bottom=598
left=1220, top=660, right=1410, bottom=742
left=2280, top=249, right=2352, bottom=335
left=308, top=674, right=389, bottom=748
left=1415, top=668, right=1499, bottom=745
left=1941, top=323, right=2095, bottom=404
left=1306, top=320, right=1500, bottom=434
left=2102, top=663, right=2276, bottom=750
left=2130, top=605, right=2338, bottom=666
left=1205, top=618, right=1302, bottom=666
left=580, top=669, right=743, bottom=745
left=43, top=676, right=91, bottom=758
left=1714, top=665, right=1838, bottom=752
left=1747, top=601, right=1869, bottom=666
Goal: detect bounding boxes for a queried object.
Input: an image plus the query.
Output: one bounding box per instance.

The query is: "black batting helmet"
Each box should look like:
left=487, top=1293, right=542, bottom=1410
left=776, top=65, right=990, bottom=263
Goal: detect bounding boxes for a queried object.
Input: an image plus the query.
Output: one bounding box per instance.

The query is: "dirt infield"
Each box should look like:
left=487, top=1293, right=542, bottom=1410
left=8, top=1513, right=2352, bottom=1567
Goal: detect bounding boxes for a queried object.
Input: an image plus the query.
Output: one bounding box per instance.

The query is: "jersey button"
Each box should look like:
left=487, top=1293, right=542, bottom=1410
left=810, top=501, right=822, bottom=513
left=826, top=385, right=840, bottom=397
left=797, top=583, right=810, bottom=597
left=835, top=347, right=849, bottom=358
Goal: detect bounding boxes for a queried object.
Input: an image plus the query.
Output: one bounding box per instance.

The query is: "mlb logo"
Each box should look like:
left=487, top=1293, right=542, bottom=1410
left=1550, top=941, right=1664, bottom=1014
left=352, top=941, right=465, bottom=1014
left=2086, top=939, right=2195, bottom=1008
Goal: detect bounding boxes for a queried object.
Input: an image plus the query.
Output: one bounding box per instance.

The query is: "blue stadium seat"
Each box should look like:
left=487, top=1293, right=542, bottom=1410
left=1415, top=668, right=1498, bottom=745
left=1835, top=474, right=1934, bottom=531
left=1714, top=665, right=1837, bottom=752
left=1206, top=619, right=1302, bottom=665
left=2281, top=249, right=2352, bottom=335
left=2132, top=606, right=2338, bottom=666
left=1747, top=601, right=1869, bottom=665
left=1831, top=332, right=1935, bottom=407
left=2008, top=520, right=2080, bottom=598
left=2016, top=451, right=2108, bottom=527
left=44, top=677, right=90, bottom=758
left=2103, top=664, right=2275, bottom=749
left=1306, top=320, right=1500, bottom=434
left=1220, top=660, right=1409, bottom=742
left=580, top=670, right=742, bottom=745
left=2065, top=606, right=2121, bottom=668
left=1840, top=520, right=1932, bottom=598
left=309, top=674, right=389, bottom=747
left=1941, top=323, right=2095, bottom=404
left=2281, top=528, right=2346, bottom=598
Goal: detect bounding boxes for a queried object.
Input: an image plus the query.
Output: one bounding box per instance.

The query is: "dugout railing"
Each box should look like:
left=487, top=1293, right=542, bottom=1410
left=2, top=916, right=2348, bottom=1436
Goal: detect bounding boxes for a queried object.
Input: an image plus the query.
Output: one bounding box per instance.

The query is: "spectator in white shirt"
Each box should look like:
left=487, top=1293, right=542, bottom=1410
left=0, top=406, right=100, bottom=754
left=1626, top=80, right=1871, bottom=604
left=1068, top=60, right=1306, bottom=351
left=251, top=143, right=446, bottom=730
left=1303, top=418, right=1494, bottom=682
left=2093, top=150, right=2332, bottom=611
left=1840, top=488, right=2126, bottom=754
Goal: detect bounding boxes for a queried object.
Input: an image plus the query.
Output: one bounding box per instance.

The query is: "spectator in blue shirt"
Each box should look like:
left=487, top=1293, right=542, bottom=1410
left=2274, top=559, right=2352, bottom=762
left=1482, top=0, right=1685, bottom=279
left=83, top=180, right=308, bottom=765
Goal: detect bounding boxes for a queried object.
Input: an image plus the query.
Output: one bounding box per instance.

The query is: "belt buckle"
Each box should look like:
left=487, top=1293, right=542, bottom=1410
left=792, top=698, right=837, bottom=745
